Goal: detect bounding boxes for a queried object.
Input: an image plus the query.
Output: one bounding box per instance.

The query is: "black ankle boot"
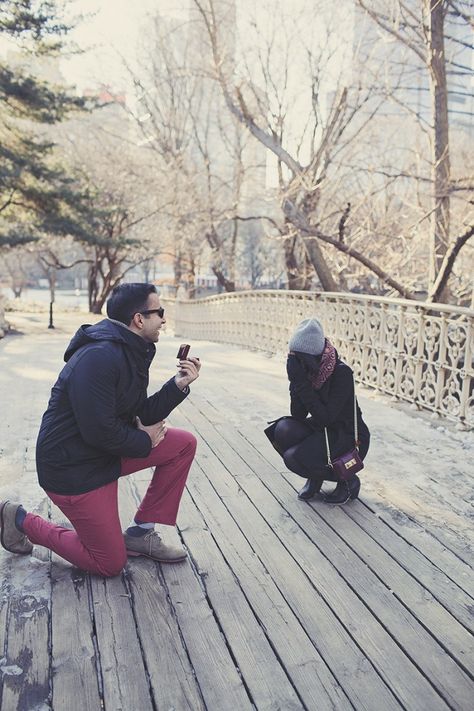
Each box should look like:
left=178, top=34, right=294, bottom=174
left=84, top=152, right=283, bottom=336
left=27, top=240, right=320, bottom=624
left=324, top=475, right=360, bottom=504
left=298, top=478, right=323, bottom=501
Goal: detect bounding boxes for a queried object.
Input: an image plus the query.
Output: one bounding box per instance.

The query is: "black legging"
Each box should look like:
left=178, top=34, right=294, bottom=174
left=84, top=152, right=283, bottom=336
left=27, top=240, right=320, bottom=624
left=273, top=418, right=338, bottom=482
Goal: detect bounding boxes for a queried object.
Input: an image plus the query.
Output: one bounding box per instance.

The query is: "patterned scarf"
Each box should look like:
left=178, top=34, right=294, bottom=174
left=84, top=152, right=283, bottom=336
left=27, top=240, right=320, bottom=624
left=309, top=339, right=337, bottom=390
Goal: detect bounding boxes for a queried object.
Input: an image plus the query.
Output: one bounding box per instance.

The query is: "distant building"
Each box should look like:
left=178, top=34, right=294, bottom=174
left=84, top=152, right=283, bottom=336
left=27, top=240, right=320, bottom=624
left=350, top=0, right=473, bottom=132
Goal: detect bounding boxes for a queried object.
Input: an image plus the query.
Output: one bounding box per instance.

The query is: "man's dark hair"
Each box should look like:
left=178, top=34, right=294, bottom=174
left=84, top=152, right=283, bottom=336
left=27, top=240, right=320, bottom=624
left=106, top=283, right=157, bottom=325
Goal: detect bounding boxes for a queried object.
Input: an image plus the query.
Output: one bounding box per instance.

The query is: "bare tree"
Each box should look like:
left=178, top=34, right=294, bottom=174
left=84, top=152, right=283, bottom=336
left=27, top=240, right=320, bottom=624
left=356, top=0, right=473, bottom=302
left=127, top=8, right=280, bottom=293
left=192, top=0, right=473, bottom=302
left=51, top=100, right=173, bottom=312
left=1, top=248, right=36, bottom=297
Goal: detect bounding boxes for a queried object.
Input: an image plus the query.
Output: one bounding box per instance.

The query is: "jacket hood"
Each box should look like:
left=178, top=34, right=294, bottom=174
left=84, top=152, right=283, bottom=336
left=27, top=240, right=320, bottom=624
left=64, top=319, right=155, bottom=362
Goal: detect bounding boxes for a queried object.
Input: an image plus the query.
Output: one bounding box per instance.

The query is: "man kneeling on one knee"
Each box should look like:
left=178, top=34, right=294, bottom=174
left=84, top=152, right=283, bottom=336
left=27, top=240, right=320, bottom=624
left=0, top=283, right=200, bottom=577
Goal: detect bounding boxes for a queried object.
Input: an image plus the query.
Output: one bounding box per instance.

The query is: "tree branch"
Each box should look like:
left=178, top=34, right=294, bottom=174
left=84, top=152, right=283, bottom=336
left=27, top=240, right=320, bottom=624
left=446, top=1, right=474, bottom=29
left=356, top=0, right=427, bottom=63
left=38, top=253, right=92, bottom=270
left=294, top=218, right=417, bottom=299
left=232, top=214, right=285, bottom=234
left=428, top=224, right=474, bottom=302
left=0, top=188, right=17, bottom=213
left=192, top=0, right=303, bottom=177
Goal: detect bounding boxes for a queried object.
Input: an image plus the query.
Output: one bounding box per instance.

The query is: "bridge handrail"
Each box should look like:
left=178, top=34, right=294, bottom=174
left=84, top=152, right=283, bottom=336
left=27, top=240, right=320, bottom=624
left=163, top=290, right=473, bottom=429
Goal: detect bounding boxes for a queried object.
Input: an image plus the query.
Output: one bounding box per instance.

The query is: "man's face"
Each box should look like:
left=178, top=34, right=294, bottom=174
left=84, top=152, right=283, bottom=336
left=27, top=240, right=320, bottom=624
left=138, top=293, right=166, bottom=343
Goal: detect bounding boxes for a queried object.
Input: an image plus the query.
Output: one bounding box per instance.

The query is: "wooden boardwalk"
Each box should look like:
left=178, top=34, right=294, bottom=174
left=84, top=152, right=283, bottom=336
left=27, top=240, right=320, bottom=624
left=0, top=313, right=473, bottom=710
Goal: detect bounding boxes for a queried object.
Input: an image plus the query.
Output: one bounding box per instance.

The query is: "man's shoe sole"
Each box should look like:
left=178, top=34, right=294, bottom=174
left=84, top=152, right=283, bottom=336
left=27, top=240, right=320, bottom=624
left=126, top=548, right=187, bottom=563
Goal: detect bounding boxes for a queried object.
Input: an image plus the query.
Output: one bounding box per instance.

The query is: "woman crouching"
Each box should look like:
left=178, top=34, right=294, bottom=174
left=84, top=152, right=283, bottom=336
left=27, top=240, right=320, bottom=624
left=272, top=318, right=370, bottom=504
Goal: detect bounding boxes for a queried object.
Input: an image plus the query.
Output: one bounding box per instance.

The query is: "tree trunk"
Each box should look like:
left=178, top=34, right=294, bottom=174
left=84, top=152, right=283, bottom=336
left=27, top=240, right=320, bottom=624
left=282, top=199, right=338, bottom=291
left=187, top=257, right=196, bottom=299
left=174, top=250, right=184, bottom=290
left=283, top=234, right=306, bottom=290
left=427, top=0, right=451, bottom=301
left=302, top=235, right=338, bottom=291
left=48, top=268, right=56, bottom=306
left=88, top=256, right=99, bottom=313
left=212, top=266, right=235, bottom=292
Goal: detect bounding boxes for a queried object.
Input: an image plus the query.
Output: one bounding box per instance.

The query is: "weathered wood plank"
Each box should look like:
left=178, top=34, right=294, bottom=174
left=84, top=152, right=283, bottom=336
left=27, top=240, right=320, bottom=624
left=159, top=548, right=255, bottom=710
left=0, top=556, right=51, bottom=711
left=173, top=490, right=306, bottom=710
left=171, top=406, right=403, bottom=711
left=178, top=475, right=354, bottom=711
left=239, top=417, right=474, bottom=600
left=183, top=399, right=457, bottom=711
left=359, top=498, right=474, bottom=596
left=218, top=418, right=474, bottom=708
left=49, top=503, right=102, bottom=711
left=342, top=501, right=474, bottom=632
left=90, top=575, right=154, bottom=711
left=365, top=482, right=473, bottom=566
left=126, top=559, right=207, bottom=711
left=129, top=473, right=256, bottom=710
left=0, top=557, right=12, bottom=705
left=117, top=477, right=206, bottom=711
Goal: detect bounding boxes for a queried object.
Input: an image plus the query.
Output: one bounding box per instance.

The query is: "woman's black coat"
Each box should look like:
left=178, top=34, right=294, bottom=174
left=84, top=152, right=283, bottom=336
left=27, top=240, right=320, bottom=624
left=285, top=354, right=370, bottom=473
left=36, top=319, right=188, bottom=495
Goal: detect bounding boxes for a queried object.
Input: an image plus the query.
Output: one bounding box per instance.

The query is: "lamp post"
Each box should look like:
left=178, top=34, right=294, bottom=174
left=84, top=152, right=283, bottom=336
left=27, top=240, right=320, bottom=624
left=48, top=300, right=55, bottom=329
left=48, top=269, right=56, bottom=329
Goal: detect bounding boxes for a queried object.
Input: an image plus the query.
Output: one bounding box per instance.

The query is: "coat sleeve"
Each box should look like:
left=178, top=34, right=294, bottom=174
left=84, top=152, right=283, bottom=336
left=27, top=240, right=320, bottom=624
left=288, top=364, right=354, bottom=428
left=289, top=383, right=309, bottom=420
left=136, top=376, right=189, bottom=425
left=67, top=346, right=152, bottom=458
left=287, top=354, right=310, bottom=420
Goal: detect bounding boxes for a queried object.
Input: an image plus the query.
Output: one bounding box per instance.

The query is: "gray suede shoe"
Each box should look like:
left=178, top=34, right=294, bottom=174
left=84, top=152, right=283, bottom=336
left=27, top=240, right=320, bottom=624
left=124, top=530, right=187, bottom=563
left=0, top=500, right=33, bottom=555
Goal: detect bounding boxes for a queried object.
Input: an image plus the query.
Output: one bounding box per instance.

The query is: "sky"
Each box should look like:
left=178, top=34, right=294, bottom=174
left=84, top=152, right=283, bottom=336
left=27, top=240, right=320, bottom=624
left=54, top=0, right=350, bottom=182
left=61, top=0, right=342, bottom=95
left=61, top=0, right=189, bottom=91
left=0, top=0, right=353, bottom=173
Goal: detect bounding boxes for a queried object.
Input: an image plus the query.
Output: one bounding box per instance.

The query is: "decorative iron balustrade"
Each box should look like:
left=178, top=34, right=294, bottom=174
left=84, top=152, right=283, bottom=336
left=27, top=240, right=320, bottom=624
left=164, top=290, right=473, bottom=429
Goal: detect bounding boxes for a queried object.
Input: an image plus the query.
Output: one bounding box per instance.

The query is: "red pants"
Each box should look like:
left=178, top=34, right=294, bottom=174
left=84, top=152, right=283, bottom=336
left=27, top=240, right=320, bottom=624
left=23, top=428, right=197, bottom=577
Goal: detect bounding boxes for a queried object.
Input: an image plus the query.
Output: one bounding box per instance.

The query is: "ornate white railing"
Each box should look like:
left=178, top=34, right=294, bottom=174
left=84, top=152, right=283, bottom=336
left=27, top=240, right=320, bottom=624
left=167, top=290, right=473, bottom=429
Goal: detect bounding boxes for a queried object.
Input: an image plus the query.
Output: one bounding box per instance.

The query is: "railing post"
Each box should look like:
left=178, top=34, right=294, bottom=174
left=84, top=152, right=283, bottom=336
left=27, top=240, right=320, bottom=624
left=394, top=304, right=407, bottom=400
left=458, top=318, right=472, bottom=428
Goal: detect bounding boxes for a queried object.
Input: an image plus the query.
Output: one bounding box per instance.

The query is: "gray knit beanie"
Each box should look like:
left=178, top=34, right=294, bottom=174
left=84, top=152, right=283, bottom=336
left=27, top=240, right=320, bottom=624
left=288, top=318, right=325, bottom=356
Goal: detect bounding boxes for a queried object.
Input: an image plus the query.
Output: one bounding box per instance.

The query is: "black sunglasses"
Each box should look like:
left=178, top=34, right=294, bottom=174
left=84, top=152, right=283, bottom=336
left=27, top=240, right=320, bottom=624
left=140, top=307, right=165, bottom=318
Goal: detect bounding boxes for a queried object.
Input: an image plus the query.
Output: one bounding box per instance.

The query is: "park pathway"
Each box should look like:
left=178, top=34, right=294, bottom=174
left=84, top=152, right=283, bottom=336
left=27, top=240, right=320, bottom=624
left=0, top=310, right=473, bottom=711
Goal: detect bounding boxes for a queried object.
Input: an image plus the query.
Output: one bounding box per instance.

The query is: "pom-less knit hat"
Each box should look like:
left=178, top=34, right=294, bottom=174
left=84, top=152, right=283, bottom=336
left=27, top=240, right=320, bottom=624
left=289, top=318, right=325, bottom=356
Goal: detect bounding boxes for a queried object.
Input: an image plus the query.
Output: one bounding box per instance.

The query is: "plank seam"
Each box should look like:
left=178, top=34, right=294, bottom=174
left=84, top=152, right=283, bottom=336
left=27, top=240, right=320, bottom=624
left=183, top=485, right=317, bottom=711
left=221, top=421, right=473, bottom=701
left=237, top=419, right=474, bottom=600
left=180, top=425, right=404, bottom=710
left=184, top=407, right=459, bottom=710
left=126, top=478, right=208, bottom=711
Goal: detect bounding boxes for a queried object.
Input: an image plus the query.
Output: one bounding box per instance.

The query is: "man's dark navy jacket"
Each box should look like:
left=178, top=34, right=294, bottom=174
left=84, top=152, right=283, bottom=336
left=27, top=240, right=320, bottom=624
left=36, top=319, right=188, bottom=495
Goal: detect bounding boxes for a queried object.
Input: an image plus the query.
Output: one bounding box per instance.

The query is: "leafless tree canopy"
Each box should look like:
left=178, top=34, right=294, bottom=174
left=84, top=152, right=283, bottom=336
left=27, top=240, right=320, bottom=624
left=1, top=0, right=472, bottom=306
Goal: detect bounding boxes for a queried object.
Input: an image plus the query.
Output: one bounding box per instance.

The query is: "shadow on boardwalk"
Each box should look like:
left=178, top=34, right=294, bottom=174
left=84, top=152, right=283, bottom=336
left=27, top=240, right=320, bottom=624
left=1, top=311, right=473, bottom=711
